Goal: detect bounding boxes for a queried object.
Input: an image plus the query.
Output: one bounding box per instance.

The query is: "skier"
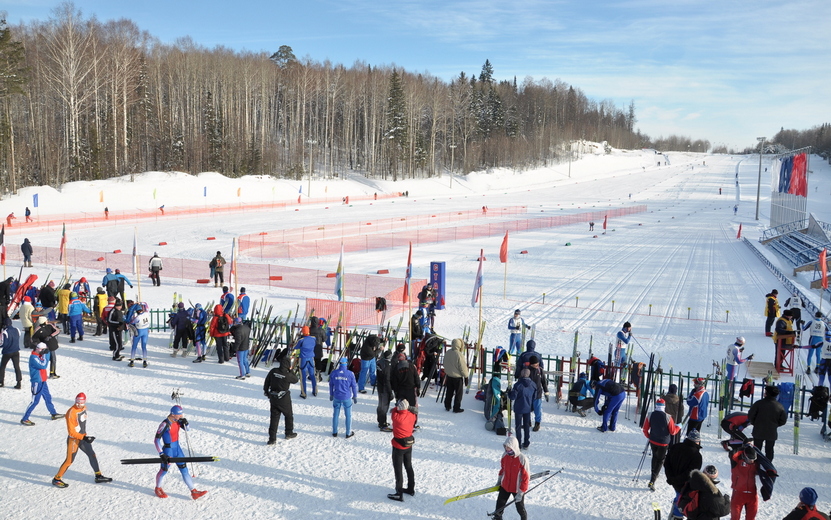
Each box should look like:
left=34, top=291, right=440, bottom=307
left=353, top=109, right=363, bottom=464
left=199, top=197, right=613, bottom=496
left=387, top=399, right=417, bottom=502
left=676, top=465, right=731, bottom=520
left=726, top=337, right=753, bottom=384
left=293, top=325, right=317, bottom=398
left=113, top=269, right=133, bottom=307
left=819, top=325, right=831, bottom=387
left=507, top=309, right=525, bottom=356
left=21, top=238, right=33, bottom=267
left=169, top=302, right=191, bottom=357
left=67, top=292, right=92, bottom=343
left=153, top=405, right=207, bottom=500
left=107, top=300, right=126, bottom=361
left=664, top=429, right=702, bottom=520
left=20, top=342, right=63, bottom=425
left=236, top=287, right=250, bottom=321
left=592, top=378, right=626, bottom=432
left=783, top=293, right=807, bottom=330
left=747, top=385, right=787, bottom=461
left=209, top=251, right=226, bottom=287
left=1, top=317, right=22, bottom=389
left=31, top=315, right=60, bottom=378
left=443, top=338, right=469, bottom=413
left=189, top=303, right=208, bottom=363
left=25, top=206, right=32, bottom=223
left=686, top=377, right=710, bottom=434
left=492, top=436, right=530, bottom=520
left=508, top=369, right=536, bottom=449
left=102, top=268, right=119, bottom=299
left=376, top=350, right=394, bottom=431
left=730, top=446, right=760, bottom=520
left=209, top=304, right=232, bottom=364
left=129, top=304, right=151, bottom=367
left=52, top=393, right=112, bottom=488
left=764, top=290, right=779, bottom=337
left=357, top=334, right=380, bottom=394
left=410, top=310, right=424, bottom=353
left=643, top=398, right=680, bottom=491
left=6, top=212, right=15, bottom=226
left=220, top=286, right=234, bottom=315
left=263, top=350, right=299, bottom=443
left=802, top=312, right=828, bottom=374
left=329, top=357, right=358, bottom=438
left=230, top=317, right=251, bottom=379
left=616, top=321, right=633, bottom=368
left=148, top=253, right=163, bottom=286
left=782, top=488, right=829, bottom=520
left=568, top=372, right=594, bottom=416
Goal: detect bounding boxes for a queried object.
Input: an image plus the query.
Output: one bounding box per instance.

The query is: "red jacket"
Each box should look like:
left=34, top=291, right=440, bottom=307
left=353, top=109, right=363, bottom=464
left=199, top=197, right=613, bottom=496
left=730, top=450, right=758, bottom=494
left=391, top=407, right=417, bottom=450
left=498, top=437, right=530, bottom=494
left=209, top=305, right=231, bottom=338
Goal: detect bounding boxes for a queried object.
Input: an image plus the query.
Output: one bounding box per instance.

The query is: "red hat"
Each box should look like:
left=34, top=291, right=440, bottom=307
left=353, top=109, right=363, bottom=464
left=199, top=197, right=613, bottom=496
left=23, top=296, right=31, bottom=302
left=75, top=393, right=87, bottom=405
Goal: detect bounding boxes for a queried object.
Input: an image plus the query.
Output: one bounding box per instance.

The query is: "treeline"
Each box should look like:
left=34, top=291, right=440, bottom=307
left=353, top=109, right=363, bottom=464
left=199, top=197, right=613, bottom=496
left=769, top=124, right=831, bottom=158
left=1, top=4, right=695, bottom=193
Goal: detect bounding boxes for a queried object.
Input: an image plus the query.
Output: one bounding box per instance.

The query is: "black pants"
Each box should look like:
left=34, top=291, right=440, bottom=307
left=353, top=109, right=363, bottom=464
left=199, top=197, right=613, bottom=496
left=109, top=326, right=123, bottom=357
left=377, top=390, right=391, bottom=426
left=444, top=376, right=464, bottom=412
left=392, top=446, right=414, bottom=494
left=649, top=443, right=668, bottom=483
left=172, top=328, right=190, bottom=351
left=0, top=352, right=22, bottom=384
left=215, top=336, right=229, bottom=362
left=688, top=419, right=703, bottom=434
left=569, top=396, right=595, bottom=411
left=754, top=437, right=775, bottom=461
left=150, top=269, right=161, bottom=286
left=765, top=315, right=775, bottom=334
left=494, top=487, right=527, bottom=520
left=268, top=395, right=294, bottom=439
left=214, top=271, right=224, bottom=284
left=49, top=350, right=57, bottom=375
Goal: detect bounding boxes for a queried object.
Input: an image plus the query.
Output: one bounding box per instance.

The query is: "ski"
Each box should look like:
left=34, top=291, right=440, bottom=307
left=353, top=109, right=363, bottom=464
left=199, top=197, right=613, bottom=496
left=444, top=470, right=553, bottom=505
left=653, top=501, right=662, bottom=520
left=794, top=373, right=801, bottom=455
left=120, top=456, right=219, bottom=465
left=6, top=274, right=38, bottom=319
left=486, top=469, right=562, bottom=516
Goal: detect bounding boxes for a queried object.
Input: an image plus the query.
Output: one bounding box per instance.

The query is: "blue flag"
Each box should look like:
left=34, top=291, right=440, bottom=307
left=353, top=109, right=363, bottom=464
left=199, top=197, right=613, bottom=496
left=33, top=194, right=39, bottom=208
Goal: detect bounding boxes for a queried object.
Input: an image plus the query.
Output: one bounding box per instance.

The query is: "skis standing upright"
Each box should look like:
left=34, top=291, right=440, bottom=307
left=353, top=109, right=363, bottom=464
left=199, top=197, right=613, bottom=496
left=794, top=373, right=802, bottom=454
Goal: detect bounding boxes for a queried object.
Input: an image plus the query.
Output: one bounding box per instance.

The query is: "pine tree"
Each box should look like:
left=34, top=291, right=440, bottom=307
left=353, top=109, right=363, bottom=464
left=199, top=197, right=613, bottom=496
left=269, top=45, right=297, bottom=69
left=385, top=69, right=407, bottom=181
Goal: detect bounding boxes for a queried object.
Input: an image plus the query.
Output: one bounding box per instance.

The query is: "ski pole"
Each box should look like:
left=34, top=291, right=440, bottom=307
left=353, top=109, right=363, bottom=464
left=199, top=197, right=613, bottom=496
left=632, top=439, right=649, bottom=482
left=487, top=469, right=563, bottom=518
left=629, top=334, right=650, bottom=358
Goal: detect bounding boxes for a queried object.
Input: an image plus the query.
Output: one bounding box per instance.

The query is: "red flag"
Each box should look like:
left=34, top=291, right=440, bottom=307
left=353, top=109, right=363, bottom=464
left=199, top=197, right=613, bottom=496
left=59, top=223, right=67, bottom=263
left=602, top=216, right=607, bottom=230
left=402, top=242, right=412, bottom=304
left=0, top=224, right=5, bottom=265
left=736, top=223, right=742, bottom=239
left=499, top=231, right=509, bottom=263
left=820, top=248, right=828, bottom=290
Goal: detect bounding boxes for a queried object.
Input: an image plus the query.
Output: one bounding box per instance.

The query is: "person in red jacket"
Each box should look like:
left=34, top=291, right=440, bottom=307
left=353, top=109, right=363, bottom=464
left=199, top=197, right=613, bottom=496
left=730, top=445, right=760, bottom=520
left=387, top=399, right=417, bottom=502
left=782, top=487, right=829, bottom=520
left=493, top=435, right=530, bottom=520
left=209, top=304, right=232, bottom=363
left=643, top=398, right=680, bottom=491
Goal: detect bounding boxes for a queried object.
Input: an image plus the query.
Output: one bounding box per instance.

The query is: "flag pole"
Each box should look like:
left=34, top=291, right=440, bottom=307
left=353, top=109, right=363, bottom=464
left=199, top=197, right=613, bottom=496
left=503, top=261, right=507, bottom=300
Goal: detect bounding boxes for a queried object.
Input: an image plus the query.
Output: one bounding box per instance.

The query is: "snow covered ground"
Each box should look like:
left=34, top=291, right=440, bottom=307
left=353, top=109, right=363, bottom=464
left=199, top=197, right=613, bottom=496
left=1, top=149, right=830, bottom=520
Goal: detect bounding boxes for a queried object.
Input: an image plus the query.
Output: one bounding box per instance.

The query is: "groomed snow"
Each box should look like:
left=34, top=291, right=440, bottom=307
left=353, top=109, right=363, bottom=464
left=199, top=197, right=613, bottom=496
left=1, top=148, right=829, bottom=520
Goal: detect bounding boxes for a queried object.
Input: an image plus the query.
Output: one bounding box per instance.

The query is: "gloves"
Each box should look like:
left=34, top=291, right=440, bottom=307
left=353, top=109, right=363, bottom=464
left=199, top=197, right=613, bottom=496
left=544, top=392, right=550, bottom=402
left=178, top=418, right=189, bottom=427
left=747, top=354, right=754, bottom=361
left=464, top=377, right=469, bottom=386
left=330, top=395, right=334, bottom=402
left=515, top=492, right=524, bottom=503
left=83, top=436, right=95, bottom=443
left=352, top=397, right=358, bottom=404
left=264, top=391, right=269, bottom=397
left=159, top=453, right=170, bottom=463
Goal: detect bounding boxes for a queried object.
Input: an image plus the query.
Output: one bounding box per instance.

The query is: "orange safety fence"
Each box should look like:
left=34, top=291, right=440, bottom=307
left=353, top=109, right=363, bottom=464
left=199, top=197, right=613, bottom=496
left=2, top=192, right=404, bottom=234
left=241, top=205, right=648, bottom=258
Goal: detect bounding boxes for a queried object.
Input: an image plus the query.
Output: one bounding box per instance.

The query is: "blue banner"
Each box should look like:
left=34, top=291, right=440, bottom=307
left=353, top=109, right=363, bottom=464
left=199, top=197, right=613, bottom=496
left=431, top=261, right=446, bottom=310
left=33, top=193, right=39, bottom=208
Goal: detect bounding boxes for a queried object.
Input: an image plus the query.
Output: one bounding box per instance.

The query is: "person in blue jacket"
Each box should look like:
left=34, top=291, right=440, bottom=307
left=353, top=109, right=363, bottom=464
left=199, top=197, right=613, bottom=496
left=329, top=357, right=358, bottom=438
left=189, top=304, right=207, bottom=363
left=592, top=378, right=626, bottom=432
left=220, top=286, right=234, bottom=315
left=67, top=292, right=92, bottom=343
left=685, top=377, right=709, bottom=434
left=293, top=326, right=317, bottom=398
left=153, top=405, right=207, bottom=500
left=72, top=277, right=91, bottom=300
left=21, top=342, right=63, bottom=425
left=168, top=302, right=191, bottom=356
left=236, top=288, right=250, bottom=321
left=616, top=322, right=633, bottom=366
left=514, top=339, right=538, bottom=378
left=508, top=368, right=537, bottom=449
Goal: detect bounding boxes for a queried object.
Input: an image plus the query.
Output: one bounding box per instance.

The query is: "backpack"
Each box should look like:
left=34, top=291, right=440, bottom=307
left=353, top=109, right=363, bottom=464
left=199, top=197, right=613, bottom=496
left=809, top=386, right=830, bottom=421
left=215, top=315, right=230, bottom=334
left=739, top=378, right=754, bottom=398
left=680, top=489, right=700, bottom=518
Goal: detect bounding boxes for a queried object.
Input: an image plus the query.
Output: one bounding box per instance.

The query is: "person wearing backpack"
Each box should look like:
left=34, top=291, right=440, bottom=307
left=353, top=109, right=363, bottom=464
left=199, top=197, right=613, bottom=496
left=209, top=304, right=232, bottom=364
left=643, top=398, right=681, bottom=491
left=676, top=465, right=730, bottom=520
left=782, top=487, right=830, bottom=520
left=410, top=310, right=424, bottom=353
left=209, top=251, right=226, bottom=287
left=665, top=429, right=703, bottom=520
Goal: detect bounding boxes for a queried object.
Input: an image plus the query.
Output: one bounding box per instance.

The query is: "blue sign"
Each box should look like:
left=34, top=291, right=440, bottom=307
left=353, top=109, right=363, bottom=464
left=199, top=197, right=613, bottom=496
left=33, top=193, right=39, bottom=208
left=431, top=261, right=446, bottom=310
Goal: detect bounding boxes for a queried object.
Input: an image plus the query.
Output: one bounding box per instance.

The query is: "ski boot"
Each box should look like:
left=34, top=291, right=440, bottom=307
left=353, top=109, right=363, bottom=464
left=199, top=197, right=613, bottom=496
left=95, top=473, right=113, bottom=483
left=532, top=422, right=540, bottom=432
left=387, top=492, right=403, bottom=502
left=20, top=419, right=35, bottom=426
left=170, top=350, right=178, bottom=357
left=648, top=481, right=655, bottom=491
left=52, top=413, right=65, bottom=420
left=128, top=359, right=135, bottom=367
left=191, top=489, right=207, bottom=500
left=52, top=478, right=69, bottom=488
left=143, top=360, right=148, bottom=368
left=155, top=487, right=168, bottom=498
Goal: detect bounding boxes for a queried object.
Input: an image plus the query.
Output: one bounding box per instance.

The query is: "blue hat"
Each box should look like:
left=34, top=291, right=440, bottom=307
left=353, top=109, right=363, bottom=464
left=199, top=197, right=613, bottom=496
left=800, top=488, right=818, bottom=506
left=339, top=358, right=348, bottom=365
left=106, top=268, right=112, bottom=274
left=170, top=405, right=183, bottom=415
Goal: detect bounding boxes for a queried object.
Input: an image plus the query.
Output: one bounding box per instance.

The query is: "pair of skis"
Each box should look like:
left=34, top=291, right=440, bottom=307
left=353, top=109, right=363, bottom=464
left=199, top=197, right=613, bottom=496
left=443, top=468, right=560, bottom=505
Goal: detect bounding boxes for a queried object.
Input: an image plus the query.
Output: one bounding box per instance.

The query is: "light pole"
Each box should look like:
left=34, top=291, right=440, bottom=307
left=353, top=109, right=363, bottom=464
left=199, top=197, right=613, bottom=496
left=449, top=144, right=456, bottom=188
left=754, top=137, right=765, bottom=221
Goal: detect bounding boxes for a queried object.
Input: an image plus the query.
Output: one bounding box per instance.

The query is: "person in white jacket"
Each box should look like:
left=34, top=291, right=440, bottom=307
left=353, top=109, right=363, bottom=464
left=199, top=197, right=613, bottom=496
left=148, top=253, right=164, bottom=287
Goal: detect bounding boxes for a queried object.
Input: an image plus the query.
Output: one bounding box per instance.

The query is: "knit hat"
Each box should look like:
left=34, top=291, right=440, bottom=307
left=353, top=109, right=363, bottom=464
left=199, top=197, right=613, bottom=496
left=216, top=251, right=221, bottom=255
left=75, top=393, right=86, bottom=405
left=106, top=268, right=112, bottom=274
left=301, top=326, right=310, bottom=336
left=397, top=399, right=409, bottom=411
left=529, top=355, right=539, bottom=365
left=799, top=487, right=818, bottom=507
left=520, top=368, right=530, bottom=378
left=170, top=405, right=184, bottom=415
left=240, top=287, right=246, bottom=294
left=37, top=316, right=47, bottom=325
left=667, top=384, right=678, bottom=394
left=234, top=317, right=242, bottom=325
left=816, top=311, right=824, bottom=319
left=97, top=287, right=105, bottom=294
left=703, top=465, right=718, bottom=479
left=514, top=309, right=521, bottom=315
left=765, top=385, right=780, bottom=397
left=655, top=398, right=666, bottom=410
left=743, top=446, right=757, bottom=461
left=771, top=289, right=778, bottom=294
left=177, top=302, right=185, bottom=308
left=35, top=342, right=48, bottom=351
left=686, top=429, right=701, bottom=442
left=23, top=296, right=31, bottom=302
left=578, top=372, right=587, bottom=379
left=694, top=377, right=706, bottom=387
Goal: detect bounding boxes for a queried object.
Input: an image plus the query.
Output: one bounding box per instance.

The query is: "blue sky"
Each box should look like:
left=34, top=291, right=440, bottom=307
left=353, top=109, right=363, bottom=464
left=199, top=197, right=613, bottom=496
left=5, top=0, right=829, bottom=150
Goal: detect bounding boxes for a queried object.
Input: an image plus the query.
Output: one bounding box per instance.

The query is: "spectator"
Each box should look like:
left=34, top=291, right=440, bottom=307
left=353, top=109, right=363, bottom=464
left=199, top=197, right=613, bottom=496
left=329, top=358, right=358, bottom=438
left=686, top=377, right=710, bottom=434
left=643, top=398, right=680, bottom=491
left=443, top=338, right=469, bottom=413
left=747, top=385, right=787, bottom=461
left=148, top=253, right=163, bottom=286
left=209, top=251, right=226, bottom=287
left=782, top=487, right=829, bottom=520
left=263, top=350, right=298, bottom=443
left=664, top=429, right=702, bottom=519
left=387, top=399, right=417, bottom=502
left=1, top=318, right=23, bottom=389
left=764, top=290, right=779, bottom=337
left=730, top=446, right=760, bottom=520
left=21, top=238, right=33, bottom=267
left=568, top=372, right=595, bottom=416
left=508, top=368, right=536, bottom=449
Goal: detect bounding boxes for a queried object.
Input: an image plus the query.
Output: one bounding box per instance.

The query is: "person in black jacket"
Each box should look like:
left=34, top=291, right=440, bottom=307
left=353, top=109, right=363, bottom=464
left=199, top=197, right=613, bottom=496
left=21, top=238, right=33, bottom=267
left=31, top=317, right=61, bottom=378
left=747, top=385, right=787, bottom=461
left=376, top=350, right=394, bottom=430
left=39, top=281, right=57, bottom=319
left=263, top=349, right=299, bottom=443
left=390, top=353, right=419, bottom=413
left=107, top=300, right=126, bottom=361
left=676, top=465, right=730, bottom=520
left=169, top=303, right=191, bottom=357
left=664, top=429, right=703, bottom=519
left=231, top=318, right=251, bottom=380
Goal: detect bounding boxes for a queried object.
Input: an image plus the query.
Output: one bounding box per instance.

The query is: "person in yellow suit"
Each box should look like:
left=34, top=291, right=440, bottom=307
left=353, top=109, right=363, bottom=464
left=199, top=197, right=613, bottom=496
left=52, top=393, right=112, bottom=488
left=93, top=287, right=108, bottom=336
left=57, top=283, right=71, bottom=335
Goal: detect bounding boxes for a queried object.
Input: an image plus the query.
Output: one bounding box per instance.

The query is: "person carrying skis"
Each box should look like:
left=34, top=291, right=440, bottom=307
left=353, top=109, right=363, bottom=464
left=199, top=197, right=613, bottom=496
left=782, top=488, right=830, bottom=520
left=686, top=377, right=710, bottom=434
left=387, top=398, right=417, bottom=502
left=616, top=321, right=633, bottom=368
left=263, top=349, right=299, bottom=443
left=31, top=315, right=60, bottom=378
left=509, top=369, right=537, bottom=449
left=293, top=325, right=317, bottom=398
left=568, top=372, right=595, bottom=416
left=730, top=446, right=760, bottom=520
left=592, top=378, right=626, bottom=432
left=1, top=317, right=22, bottom=389
left=507, top=309, right=525, bottom=356
left=129, top=304, right=151, bottom=367
left=802, top=312, right=828, bottom=374
left=52, top=393, right=112, bottom=488
left=664, top=429, right=702, bottom=520
left=643, top=397, right=681, bottom=491
left=209, top=304, right=232, bottom=364
left=20, top=342, right=63, bottom=425
left=329, top=357, right=358, bottom=438
left=169, top=302, right=191, bottom=357
left=492, top=436, right=530, bottom=520
left=747, top=385, right=787, bottom=461
left=443, top=338, right=469, bottom=413
left=764, top=290, right=779, bottom=337
left=676, top=465, right=731, bottom=520
left=153, top=405, right=207, bottom=500
left=189, top=303, right=207, bottom=363
left=230, top=317, right=251, bottom=379
left=220, top=286, right=234, bottom=315
left=148, top=253, right=163, bottom=286
left=209, top=251, right=226, bottom=287
left=107, top=300, right=126, bottom=361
